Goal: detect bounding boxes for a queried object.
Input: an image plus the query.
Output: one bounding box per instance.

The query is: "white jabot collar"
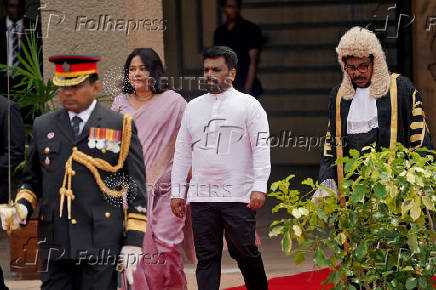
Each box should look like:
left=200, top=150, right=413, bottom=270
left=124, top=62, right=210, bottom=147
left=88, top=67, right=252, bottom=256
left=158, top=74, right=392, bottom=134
left=347, top=87, right=378, bottom=134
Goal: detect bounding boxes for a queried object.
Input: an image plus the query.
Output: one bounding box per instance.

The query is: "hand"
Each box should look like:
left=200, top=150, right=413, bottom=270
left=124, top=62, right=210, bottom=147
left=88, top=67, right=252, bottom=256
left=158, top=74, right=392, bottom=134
left=0, top=203, right=27, bottom=231
left=171, top=198, right=186, bottom=218
left=311, top=179, right=338, bottom=203
left=120, top=246, right=142, bottom=285
left=247, top=191, right=266, bottom=210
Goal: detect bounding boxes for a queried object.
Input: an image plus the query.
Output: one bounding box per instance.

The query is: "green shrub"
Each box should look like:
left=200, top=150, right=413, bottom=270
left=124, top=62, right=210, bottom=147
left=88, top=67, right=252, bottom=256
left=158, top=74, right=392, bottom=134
left=269, top=143, right=436, bottom=289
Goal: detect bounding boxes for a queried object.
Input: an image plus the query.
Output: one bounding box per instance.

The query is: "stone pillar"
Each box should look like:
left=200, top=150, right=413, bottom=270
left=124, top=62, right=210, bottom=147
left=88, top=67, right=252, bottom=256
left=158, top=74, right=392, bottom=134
left=39, top=0, right=165, bottom=106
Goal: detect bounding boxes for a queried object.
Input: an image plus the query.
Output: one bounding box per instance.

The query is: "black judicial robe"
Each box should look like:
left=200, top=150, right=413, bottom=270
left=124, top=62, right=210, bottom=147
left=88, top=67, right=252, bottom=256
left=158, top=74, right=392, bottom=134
left=319, top=74, right=434, bottom=185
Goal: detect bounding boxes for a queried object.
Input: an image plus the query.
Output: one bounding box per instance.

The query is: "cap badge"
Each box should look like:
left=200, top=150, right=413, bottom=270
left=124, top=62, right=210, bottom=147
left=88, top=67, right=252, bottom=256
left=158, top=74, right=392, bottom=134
left=62, top=62, right=71, bottom=73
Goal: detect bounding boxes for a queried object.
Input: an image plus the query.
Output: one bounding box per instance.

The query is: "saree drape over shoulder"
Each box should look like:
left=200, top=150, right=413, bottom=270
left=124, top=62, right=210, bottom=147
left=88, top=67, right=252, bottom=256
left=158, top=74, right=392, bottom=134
left=112, top=90, right=195, bottom=290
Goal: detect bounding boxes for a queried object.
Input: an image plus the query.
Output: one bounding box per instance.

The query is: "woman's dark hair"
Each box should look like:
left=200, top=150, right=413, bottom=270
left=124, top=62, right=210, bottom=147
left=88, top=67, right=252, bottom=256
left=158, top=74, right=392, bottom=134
left=122, top=48, right=167, bottom=94
left=203, top=46, right=238, bottom=70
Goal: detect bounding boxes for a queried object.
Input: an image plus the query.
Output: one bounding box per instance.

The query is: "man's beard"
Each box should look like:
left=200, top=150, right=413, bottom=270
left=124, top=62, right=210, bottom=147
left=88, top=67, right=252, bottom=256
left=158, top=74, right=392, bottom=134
left=206, top=77, right=231, bottom=94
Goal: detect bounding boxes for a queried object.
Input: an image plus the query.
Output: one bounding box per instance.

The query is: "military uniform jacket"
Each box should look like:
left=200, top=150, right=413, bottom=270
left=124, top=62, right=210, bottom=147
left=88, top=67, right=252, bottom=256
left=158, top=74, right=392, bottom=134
left=16, top=102, right=147, bottom=260
left=319, top=74, right=434, bottom=185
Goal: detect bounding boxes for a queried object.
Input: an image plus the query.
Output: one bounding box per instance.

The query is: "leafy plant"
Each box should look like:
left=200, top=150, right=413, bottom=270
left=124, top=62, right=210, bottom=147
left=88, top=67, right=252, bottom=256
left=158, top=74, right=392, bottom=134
left=269, top=143, right=436, bottom=289
left=0, top=27, right=57, bottom=121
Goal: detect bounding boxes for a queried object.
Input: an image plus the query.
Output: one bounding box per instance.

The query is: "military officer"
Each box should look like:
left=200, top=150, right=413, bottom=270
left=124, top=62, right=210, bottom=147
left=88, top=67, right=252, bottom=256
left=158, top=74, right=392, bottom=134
left=0, top=55, right=148, bottom=289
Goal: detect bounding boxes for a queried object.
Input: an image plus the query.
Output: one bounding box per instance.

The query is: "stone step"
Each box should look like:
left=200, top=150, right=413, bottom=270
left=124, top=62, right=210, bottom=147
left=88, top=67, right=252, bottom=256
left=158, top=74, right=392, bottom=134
left=268, top=115, right=327, bottom=136
left=260, top=48, right=338, bottom=67
left=259, top=94, right=329, bottom=112
left=271, top=142, right=322, bottom=165
left=241, top=2, right=396, bottom=25
left=243, top=0, right=381, bottom=6
left=262, top=26, right=345, bottom=46
left=267, top=115, right=329, bottom=165
left=259, top=71, right=341, bottom=89
left=259, top=46, right=398, bottom=67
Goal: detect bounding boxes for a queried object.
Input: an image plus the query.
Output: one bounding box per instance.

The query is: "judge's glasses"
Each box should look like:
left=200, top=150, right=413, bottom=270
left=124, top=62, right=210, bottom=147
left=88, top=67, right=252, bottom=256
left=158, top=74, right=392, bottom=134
left=344, top=62, right=372, bottom=74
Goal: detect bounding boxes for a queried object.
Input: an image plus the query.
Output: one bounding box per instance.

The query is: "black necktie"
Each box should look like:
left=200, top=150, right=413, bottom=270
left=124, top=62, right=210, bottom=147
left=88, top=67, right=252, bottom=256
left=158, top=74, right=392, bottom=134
left=71, top=116, right=83, bottom=140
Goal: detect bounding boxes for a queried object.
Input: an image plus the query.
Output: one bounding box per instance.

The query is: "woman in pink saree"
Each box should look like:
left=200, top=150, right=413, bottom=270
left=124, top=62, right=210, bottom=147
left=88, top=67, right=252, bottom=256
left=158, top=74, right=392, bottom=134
left=111, top=48, right=195, bottom=290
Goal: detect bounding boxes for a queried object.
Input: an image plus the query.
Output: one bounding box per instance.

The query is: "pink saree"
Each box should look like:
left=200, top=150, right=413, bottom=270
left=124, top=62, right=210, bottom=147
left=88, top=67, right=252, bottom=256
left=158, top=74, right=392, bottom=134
left=111, top=90, right=195, bottom=290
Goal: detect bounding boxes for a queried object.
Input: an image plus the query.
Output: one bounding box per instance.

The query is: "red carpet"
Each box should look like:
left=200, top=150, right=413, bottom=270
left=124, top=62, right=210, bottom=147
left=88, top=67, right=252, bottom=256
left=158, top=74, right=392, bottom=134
left=224, top=268, right=333, bottom=290
left=224, top=269, right=436, bottom=290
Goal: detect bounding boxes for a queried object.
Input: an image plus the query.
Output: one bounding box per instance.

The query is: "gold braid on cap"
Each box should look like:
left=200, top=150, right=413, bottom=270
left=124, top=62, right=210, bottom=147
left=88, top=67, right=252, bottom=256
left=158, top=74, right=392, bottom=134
left=59, top=114, right=133, bottom=219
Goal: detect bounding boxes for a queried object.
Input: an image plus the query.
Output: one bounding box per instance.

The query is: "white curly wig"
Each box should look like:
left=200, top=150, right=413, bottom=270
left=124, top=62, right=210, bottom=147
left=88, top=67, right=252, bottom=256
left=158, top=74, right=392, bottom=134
left=336, top=26, right=391, bottom=100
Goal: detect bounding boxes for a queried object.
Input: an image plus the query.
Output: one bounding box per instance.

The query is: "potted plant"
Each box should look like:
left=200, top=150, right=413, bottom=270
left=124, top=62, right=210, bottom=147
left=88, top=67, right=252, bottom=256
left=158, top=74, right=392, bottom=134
left=269, top=143, right=436, bottom=289
left=0, top=27, right=57, bottom=133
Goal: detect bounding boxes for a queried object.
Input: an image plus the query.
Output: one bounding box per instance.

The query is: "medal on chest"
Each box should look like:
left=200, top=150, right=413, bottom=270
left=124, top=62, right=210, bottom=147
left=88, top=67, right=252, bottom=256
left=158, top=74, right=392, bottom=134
left=88, top=127, right=122, bottom=153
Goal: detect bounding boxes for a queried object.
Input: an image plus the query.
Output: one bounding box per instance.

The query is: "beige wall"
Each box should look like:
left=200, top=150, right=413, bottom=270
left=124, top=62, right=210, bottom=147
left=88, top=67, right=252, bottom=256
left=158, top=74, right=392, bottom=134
left=40, top=0, right=164, bottom=106
left=412, top=0, right=436, bottom=145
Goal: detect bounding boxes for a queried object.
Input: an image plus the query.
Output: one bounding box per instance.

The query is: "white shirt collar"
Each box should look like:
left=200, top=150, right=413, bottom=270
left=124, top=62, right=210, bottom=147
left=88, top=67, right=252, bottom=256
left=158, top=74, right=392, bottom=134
left=67, top=99, right=97, bottom=123
left=209, top=86, right=235, bottom=100
left=6, top=17, right=23, bottom=30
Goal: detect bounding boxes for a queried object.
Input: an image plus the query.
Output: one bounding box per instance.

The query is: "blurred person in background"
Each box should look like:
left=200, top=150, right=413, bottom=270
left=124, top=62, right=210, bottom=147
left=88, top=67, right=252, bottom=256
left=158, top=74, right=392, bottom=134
left=214, top=0, right=263, bottom=99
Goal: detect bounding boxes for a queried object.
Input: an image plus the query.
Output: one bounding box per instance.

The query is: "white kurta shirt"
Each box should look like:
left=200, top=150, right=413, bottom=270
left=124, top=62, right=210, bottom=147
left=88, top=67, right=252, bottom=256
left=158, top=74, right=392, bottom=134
left=171, top=87, right=271, bottom=203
